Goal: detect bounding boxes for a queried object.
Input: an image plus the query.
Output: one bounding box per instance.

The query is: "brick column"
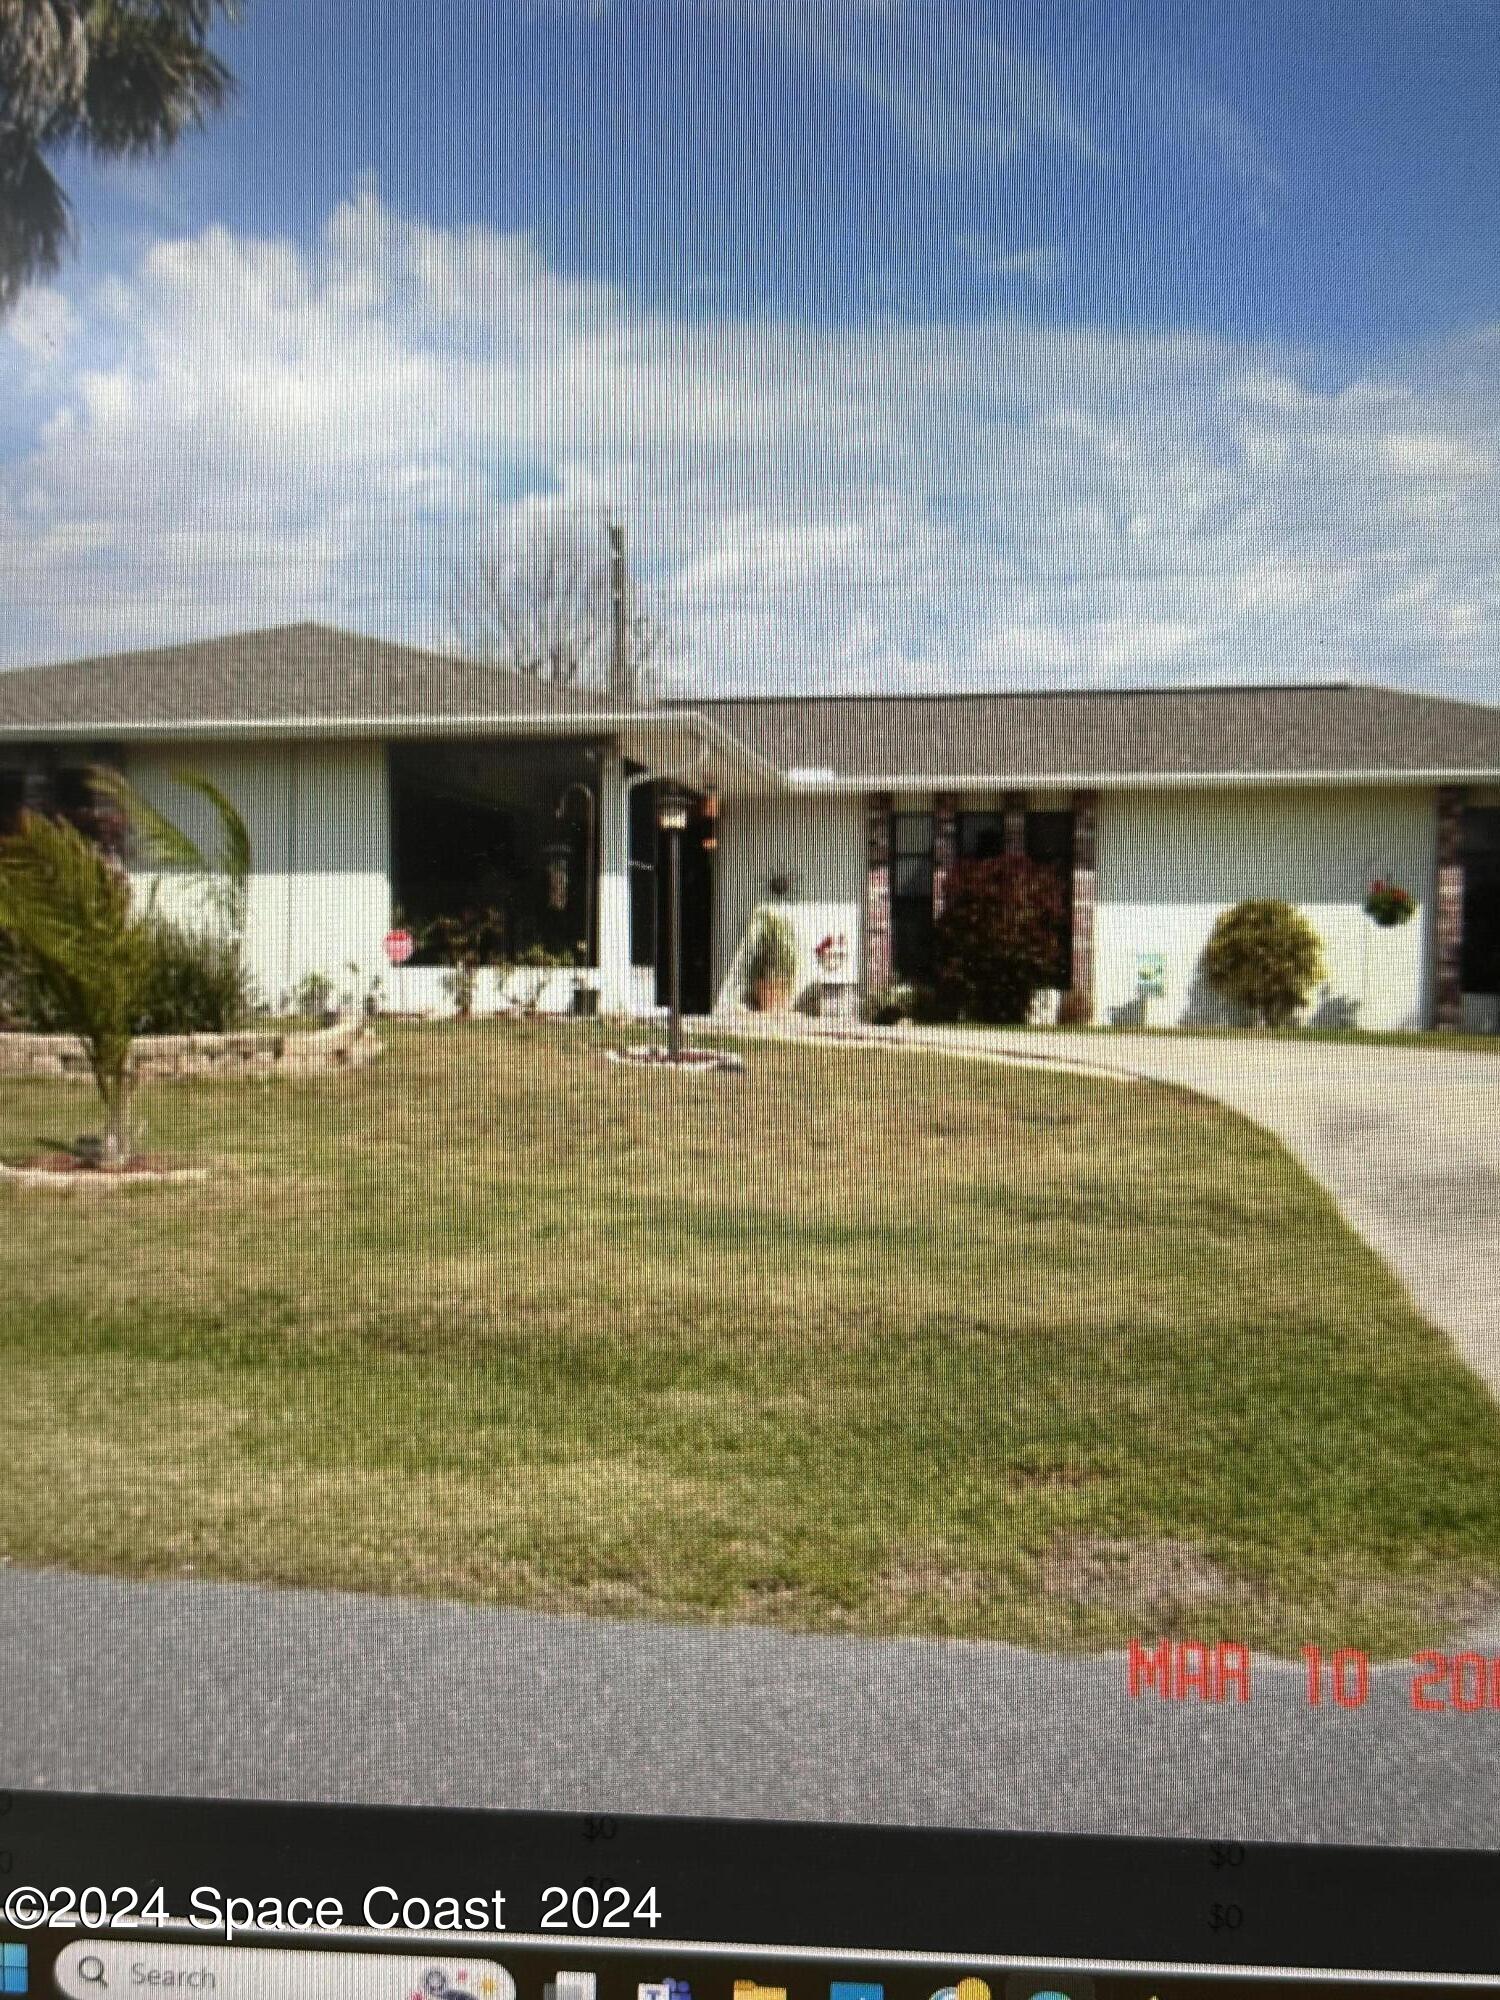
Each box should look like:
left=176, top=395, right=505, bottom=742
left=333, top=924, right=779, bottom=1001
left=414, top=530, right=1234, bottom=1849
left=932, top=791, right=958, bottom=918
left=866, top=791, right=894, bottom=993
left=1069, top=789, right=1098, bottom=1022
left=1002, top=790, right=1028, bottom=858
left=1434, top=785, right=1467, bottom=1029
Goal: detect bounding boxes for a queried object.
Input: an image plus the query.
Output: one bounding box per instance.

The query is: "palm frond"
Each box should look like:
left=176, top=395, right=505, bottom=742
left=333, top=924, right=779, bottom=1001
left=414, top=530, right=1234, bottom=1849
left=0, top=134, right=73, bottom=314
left=167, top=768, right=251, bottom=931
left=0, top=0, right=89, bottom=129
left=0, top=810, right=154, bottom=1108
left=89, top=765, right=208, bottom=875
left=0, top=0, right=238, bottom=317
left=79, top=6, right=234, bottom=156
left=89, top=764, right=252, bottom=937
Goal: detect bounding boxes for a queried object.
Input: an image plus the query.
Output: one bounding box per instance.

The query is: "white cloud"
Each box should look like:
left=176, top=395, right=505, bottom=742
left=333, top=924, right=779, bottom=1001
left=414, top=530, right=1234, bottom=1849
left=3, top=188, right=1500, bottom=702
left=956, top=235, right=1064, bottom=284
left=713, top=0, right=1101, bottom=171
left=5, top=286, right=79, bottom=363
left=542, top=0, right=1100, bottom=173
left=1181, top=91, right=1285, bottom=224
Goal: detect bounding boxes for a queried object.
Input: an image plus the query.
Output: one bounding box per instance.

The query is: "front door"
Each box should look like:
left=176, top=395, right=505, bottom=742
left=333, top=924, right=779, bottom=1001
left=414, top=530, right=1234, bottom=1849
left=655, top=797, right=716, bottom=1015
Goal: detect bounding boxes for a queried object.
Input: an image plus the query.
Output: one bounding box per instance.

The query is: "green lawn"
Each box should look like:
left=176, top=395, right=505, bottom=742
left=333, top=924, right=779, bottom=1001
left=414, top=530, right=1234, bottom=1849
left=3, top=1020, right=1499, bottom=1655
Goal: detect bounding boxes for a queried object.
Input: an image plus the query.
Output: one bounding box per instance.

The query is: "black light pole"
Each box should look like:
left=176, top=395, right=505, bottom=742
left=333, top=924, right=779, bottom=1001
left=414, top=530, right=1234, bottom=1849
left=657, top=785, right=691, bottom=1061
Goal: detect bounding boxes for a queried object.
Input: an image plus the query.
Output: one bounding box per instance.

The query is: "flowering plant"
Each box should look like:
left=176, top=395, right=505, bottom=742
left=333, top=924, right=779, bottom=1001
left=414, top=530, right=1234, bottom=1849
left=814, top=931, right=849, bottom=972
left=1364, top=879, right=1416, bottom=928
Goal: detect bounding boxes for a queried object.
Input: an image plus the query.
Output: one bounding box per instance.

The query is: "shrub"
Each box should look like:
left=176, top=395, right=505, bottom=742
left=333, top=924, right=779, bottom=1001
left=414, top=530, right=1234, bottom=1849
left=132, top=918, right=257, bottom=1034
left=930, top=856, right=1067, bottom=1024
left=0, top=927, right=68, bottom=1029
left=866, top=980, right=916, bottom=1025
left=1202, top=899, right=1325, bottom=1027
left=421, top=907, right=509, bottom=1021
left=292, top=970, right=336, bottom=1022
left=744, top=910, right=797, bottom=1006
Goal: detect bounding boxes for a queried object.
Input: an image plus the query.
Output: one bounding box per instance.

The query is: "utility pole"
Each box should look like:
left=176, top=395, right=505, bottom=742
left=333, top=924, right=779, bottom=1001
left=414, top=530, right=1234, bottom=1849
left=608, top=519, right=630, bottom=702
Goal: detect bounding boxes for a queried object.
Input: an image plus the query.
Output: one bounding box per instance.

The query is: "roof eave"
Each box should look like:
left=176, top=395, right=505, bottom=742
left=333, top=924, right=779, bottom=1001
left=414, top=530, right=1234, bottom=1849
left=0, top=706, right=788, bottom=784
left=782, top=766, right=1500, bottom=792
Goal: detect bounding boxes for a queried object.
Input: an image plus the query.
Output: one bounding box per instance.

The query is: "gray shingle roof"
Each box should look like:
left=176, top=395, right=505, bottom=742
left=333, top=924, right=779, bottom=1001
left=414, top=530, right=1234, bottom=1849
left=672, top=685, right=1500, bottom=783
left=0, top=623, right=622, bottom=734
left=2, top=624, right=1498, bottom=783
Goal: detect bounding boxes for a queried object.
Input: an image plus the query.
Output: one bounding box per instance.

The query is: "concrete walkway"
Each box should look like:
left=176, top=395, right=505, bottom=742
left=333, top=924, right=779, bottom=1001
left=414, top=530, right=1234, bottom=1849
left=718, top=1016, right=1500, bottom=1398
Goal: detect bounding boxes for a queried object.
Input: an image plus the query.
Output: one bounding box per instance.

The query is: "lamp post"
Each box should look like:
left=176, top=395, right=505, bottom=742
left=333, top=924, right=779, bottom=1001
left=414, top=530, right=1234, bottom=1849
left=656, top=783, right=692, bottom=1061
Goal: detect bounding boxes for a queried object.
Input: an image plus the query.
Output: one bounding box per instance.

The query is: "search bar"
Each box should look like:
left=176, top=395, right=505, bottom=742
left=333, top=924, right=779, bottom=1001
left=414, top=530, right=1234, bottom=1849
left=55, top=1945, right=517, bottom=2000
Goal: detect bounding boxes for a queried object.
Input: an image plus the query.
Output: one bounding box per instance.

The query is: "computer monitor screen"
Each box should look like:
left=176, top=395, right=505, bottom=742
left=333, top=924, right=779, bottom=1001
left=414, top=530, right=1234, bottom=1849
left=2, top=2, right=1499, bottom=1987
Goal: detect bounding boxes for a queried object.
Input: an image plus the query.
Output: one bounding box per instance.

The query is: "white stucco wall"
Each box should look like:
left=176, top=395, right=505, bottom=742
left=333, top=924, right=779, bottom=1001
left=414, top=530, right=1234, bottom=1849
left=123, top=740, right=392, bottom=1013
left=711, top=793, right=866, bottom=1013
left=124, top=739, right=644, bottom=1020
left=115, top=746, right=1443, bottom=1032
left=1095, top=784, right=1437, bottom=1031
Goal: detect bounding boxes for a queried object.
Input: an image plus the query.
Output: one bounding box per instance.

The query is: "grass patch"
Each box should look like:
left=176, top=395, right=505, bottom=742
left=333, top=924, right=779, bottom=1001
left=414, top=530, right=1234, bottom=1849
left=3, top=1018, right=1499, bottom=1655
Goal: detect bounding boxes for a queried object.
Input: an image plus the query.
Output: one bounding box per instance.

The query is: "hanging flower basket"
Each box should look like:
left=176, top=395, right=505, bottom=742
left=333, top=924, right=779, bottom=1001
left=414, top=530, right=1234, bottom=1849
left=1364, top=879, right=1416, bottom=928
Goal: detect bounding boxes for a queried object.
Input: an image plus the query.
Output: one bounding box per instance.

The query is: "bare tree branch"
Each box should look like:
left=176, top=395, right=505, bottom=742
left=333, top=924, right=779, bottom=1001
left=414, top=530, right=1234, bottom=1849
left=454, top=511, right=675, bottom=701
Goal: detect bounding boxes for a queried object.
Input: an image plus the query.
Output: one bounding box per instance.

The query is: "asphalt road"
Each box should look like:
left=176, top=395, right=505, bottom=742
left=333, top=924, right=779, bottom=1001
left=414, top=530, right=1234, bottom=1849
left=5, top=1565, right=1499, bottom=1848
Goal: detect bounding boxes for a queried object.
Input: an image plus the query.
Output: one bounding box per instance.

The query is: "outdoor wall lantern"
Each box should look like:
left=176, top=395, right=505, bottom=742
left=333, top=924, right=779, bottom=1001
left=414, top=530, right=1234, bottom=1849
left=657, top=788, right=691, bottom=835
left=656, top=782, right=695, bottom=1059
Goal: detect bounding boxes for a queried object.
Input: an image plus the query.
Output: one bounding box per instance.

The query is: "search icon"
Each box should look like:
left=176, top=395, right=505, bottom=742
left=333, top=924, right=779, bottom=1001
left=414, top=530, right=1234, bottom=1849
left=76, top=1961, right=107, bottom=1988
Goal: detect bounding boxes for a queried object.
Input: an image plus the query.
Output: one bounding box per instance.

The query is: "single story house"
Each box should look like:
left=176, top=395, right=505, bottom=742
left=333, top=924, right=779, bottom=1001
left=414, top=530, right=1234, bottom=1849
left=2, top=621, right=1499, bottom=1032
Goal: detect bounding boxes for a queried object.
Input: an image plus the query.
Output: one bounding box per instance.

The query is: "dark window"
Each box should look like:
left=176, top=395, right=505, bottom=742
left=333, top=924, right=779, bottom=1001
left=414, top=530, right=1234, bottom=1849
left=388, top=740, right=603, bottom=967
left=0, top=760, right=122, bottom=851
left=629, top=780, right=658, bottom=968
left=0, top=770, right=24, bottom=837
left=958, top=812, right=1006, bottom=861
left=891, top=810, right=934, bottom=980
left=1462, top=808, right=1500, bottom=994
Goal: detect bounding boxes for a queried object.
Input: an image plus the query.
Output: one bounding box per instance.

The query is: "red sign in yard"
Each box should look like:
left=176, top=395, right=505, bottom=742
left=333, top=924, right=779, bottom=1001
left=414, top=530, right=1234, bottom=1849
left=384, top=928, right=416, bottom=966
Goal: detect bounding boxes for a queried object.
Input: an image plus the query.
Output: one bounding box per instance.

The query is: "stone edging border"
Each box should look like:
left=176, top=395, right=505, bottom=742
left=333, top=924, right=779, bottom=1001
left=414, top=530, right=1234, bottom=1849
left=0, top=1021, right=380, bottom=1081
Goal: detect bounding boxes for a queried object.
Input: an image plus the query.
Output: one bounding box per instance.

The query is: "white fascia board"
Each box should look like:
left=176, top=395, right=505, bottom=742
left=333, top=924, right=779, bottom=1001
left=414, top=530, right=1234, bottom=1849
left=0, top=708, right=782, bottom=779
left=0, top=710, right=664, bottom=741
left=782, top=767, right=1500, bottom=792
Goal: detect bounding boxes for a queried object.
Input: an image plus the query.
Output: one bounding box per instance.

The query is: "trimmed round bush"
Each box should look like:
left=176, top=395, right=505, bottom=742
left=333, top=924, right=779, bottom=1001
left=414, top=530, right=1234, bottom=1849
left=1202, top=898, right=1324, bottom=1027
left=931, top=856, right=1067, bottom=1024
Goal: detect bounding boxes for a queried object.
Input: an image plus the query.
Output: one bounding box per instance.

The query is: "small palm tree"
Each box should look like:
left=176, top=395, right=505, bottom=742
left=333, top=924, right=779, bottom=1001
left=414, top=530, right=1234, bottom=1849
left=1, top=0, right=240, bottom=316
left=0, top=770, right=252, bottom=1167
left=0, top=810, right=155, bottom=1165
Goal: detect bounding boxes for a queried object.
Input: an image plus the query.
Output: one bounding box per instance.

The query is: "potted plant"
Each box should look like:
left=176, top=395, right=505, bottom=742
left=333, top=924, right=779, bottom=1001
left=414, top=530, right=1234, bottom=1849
left=744, top=910, right=797, bottom=1011
left=1365, top=878, right=1417, bottom=928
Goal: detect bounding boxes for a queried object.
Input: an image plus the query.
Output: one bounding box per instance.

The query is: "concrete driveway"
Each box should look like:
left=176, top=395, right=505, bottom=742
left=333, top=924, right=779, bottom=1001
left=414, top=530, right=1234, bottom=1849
left=732, top=1018, right=1500, bottom=1399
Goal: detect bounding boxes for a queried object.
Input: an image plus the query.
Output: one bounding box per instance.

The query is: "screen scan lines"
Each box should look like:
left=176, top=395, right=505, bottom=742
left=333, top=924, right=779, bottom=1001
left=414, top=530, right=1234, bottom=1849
left=42, top=1932, right=1500, bottom=1993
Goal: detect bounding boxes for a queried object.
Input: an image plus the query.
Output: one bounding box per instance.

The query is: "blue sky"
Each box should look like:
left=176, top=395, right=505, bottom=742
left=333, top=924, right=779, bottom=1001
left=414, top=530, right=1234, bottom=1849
left=4, top=0, right=1500, bottom=695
